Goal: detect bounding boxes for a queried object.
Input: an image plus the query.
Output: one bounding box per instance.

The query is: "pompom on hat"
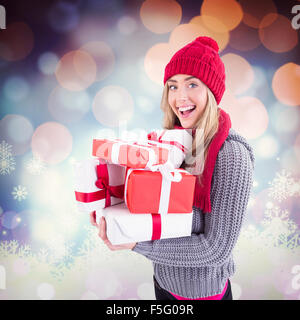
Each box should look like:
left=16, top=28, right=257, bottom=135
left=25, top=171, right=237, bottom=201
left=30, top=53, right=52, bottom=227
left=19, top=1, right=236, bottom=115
left=163, top=36, right=226, bottom=105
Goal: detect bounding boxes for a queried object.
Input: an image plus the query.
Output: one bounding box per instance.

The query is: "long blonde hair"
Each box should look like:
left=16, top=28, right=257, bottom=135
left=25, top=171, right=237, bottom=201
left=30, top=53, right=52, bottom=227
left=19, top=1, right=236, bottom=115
left=160, top=82, right=220, bottom=185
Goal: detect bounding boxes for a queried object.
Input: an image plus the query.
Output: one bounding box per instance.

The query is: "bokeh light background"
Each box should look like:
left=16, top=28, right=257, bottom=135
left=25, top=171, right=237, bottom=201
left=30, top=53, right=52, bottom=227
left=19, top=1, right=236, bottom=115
left=0, top=0, right=300, bottom=300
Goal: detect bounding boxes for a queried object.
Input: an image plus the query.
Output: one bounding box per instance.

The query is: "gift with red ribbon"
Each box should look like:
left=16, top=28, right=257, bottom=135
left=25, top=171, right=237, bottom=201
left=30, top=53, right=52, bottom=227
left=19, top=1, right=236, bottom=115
left=125, top=168, right=196, bottom=214
left=96, top=202, right=193, bottom=245
left=73, top=158, right=125, bottom=212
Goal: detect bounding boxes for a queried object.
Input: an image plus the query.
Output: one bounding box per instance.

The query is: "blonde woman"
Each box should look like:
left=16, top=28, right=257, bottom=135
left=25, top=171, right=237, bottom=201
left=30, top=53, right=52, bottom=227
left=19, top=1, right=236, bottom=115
left=94, top=36, right=255, bottom=300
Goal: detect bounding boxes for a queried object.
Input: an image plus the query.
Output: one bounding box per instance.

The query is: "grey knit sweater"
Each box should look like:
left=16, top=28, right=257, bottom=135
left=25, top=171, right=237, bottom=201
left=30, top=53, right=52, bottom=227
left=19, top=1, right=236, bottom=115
left=132, top=128, right=255, bottom=298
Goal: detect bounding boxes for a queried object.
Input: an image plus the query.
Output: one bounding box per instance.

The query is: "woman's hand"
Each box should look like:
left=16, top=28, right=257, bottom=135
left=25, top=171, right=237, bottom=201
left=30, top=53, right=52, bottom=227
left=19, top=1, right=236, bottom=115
left=90, top=211, right=136, bottom=250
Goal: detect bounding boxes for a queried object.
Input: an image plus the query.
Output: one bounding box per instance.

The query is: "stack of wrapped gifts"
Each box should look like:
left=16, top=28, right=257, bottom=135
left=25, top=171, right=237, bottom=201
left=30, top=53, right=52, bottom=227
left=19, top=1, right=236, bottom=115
left=73, top=129, right=196, bottom=245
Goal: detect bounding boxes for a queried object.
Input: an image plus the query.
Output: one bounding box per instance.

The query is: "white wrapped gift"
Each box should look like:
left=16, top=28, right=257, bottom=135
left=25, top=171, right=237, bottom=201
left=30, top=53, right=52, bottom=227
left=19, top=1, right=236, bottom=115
left=147, top=128, right=193, bottom=169
left=73, top=158, right=125, bottom=212
left=96, top=202, right=193, bottom=245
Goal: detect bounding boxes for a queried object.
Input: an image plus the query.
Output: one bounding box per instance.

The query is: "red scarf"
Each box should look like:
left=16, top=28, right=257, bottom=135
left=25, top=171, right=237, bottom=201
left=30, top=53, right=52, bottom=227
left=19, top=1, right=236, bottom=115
left=174, top=108, right=231, bottom=213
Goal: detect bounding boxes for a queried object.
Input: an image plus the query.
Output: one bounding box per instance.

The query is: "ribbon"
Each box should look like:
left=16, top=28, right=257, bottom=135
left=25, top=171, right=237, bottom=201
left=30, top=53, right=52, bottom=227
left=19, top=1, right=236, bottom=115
left=75, top=189, right=106, bottom=203
left=95, top=164, right=124, bottom=208
left=110, top=140, right=158, bottom=169
left=75, top=163, right=124, bottom=208
left=151, top=214, right=161, bottom=240
left=147, top=130, right=187, bottom=153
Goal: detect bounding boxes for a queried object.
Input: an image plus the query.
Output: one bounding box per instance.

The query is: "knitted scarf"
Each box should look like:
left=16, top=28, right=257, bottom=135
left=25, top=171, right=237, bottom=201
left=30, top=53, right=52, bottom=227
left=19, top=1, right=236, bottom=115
left=175, top=108, right=231, bottom=213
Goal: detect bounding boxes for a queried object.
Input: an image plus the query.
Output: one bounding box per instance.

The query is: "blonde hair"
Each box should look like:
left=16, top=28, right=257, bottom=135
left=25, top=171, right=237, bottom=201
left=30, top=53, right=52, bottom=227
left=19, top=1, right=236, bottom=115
left=160, top=82, right=220, bottom=185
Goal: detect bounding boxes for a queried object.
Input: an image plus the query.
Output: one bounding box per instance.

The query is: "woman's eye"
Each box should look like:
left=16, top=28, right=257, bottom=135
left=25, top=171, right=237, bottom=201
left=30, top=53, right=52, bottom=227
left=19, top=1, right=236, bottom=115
left=169, top=85, right=176, bottom=90
left=189, top=83, right=197, bottom=88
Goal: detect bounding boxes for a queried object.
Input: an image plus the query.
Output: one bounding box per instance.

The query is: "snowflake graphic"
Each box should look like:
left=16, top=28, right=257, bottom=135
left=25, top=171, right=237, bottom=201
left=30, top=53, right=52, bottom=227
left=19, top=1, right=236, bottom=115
left=0, top=141, right=16, bottom=175
left=12, top=185, right=28, bottom=201
left=261, top=205, right=298, bottom=248
left=268, top=169, right=295, bottom=202
left=0, top=140, right=13, bottom=156
left=26, top=155, right=45, bottom=175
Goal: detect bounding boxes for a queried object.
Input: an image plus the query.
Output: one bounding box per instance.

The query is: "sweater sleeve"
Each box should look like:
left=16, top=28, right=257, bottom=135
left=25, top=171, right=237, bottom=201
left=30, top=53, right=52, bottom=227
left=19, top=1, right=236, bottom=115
left=132, top=138, right=254, bottom=267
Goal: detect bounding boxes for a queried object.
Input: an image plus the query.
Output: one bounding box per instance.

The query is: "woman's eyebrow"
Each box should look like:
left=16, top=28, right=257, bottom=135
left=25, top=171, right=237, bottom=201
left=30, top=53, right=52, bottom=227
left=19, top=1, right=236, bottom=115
left=167, top=76, right=198, bottom=83
left=184, top=76, right=198, bottom=81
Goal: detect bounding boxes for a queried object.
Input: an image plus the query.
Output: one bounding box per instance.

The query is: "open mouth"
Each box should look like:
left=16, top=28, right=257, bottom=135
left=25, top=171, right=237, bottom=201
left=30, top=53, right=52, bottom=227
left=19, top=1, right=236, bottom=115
left=178, top=105, right=196, bottom=118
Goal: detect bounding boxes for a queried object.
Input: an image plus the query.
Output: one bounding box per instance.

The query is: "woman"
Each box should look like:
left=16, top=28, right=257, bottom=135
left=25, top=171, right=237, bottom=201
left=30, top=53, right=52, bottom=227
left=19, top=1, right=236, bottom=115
left=91, top=36, right=255, bottom=300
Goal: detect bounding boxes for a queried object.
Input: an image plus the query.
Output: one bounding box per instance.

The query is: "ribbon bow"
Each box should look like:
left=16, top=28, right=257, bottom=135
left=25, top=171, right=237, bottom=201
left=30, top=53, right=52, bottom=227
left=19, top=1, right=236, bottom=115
left=94, top=164, right=124, bottom=208
left=147, top=130, right=186, bottom=153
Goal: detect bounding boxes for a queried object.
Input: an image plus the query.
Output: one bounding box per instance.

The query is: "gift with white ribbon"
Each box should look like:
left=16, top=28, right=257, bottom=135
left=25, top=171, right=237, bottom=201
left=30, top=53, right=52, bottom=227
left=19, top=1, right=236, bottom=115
left=92, top=129, right=193, bottom=170
left=92, top=138, right=169, bottom=169
left=96, top=202, right=193, bottom=245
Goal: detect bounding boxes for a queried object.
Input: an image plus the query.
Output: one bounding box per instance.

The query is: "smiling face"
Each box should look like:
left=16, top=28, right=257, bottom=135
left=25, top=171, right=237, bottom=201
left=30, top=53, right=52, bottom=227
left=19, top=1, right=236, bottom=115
left=167, top=74, right=208, bottom=129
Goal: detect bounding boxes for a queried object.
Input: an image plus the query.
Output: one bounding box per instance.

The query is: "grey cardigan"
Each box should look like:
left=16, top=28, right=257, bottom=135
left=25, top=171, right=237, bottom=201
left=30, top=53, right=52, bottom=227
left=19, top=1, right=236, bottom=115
left=132, top=128, right=255, bottom=298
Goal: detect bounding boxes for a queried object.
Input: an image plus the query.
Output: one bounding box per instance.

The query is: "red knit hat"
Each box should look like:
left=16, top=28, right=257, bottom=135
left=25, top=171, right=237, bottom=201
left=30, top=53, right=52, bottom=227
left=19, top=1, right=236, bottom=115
left=163, top=36, right=225, bottom=104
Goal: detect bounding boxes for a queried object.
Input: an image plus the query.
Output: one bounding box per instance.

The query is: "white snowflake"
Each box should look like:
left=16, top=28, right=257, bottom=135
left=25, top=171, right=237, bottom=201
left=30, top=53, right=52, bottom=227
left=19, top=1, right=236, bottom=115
left=268, top=169, right=295, bottom=202
left=0, top=140, right=13, bottom=156
left=261, top=205, right=298, bottom=248
left=12, top=185, right=28, bottom=201
left=26, top=155, right=45, bottom=175
left=0, top=141, right=15, bottom=175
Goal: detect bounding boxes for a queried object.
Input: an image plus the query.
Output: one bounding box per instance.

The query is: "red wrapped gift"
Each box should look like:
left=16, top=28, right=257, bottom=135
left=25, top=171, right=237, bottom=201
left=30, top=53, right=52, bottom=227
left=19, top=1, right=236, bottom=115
left=124, top=168, right=196, bottom=214
left=92, top=138, right=170, bottom=169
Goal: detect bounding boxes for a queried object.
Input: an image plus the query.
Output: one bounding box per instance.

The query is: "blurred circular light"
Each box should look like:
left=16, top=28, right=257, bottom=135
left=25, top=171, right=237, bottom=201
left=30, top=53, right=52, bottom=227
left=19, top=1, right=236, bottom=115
left=117, top=16, right=137, bottom=35
left=235, top=96, right=269, bottom=139
left=189, top=15, right=229, bottom=52
left=169, top=23, right=208, bottom=53
left=48, top=86, right=91, bottom=123
left=38, top=52, right=59, bottom=75
left=0, top=22, right=34, bottom=61
left=85, top=270, right=120, bottom=299
left=144, top=42, right=174, bottom=85
left=55, top=50, right=97, bottom=91
left=0, top=211, right=20, bottom=229
left=80, top=41, right=115, bottom=82
left=92, top=85, right=134, bottom=127
left=0, top=114, right=34, bottom=155
left=221, top=91, right=268, bottom=140
left=271, top=102, right=300, bottom=133
left=140, top=0, right=182, bottom=34
left=3, top=76, right=30, bottom=102
left=239, top=0, right=277, bottom=28
left=31, top=122, right=73, bottom=164
left=259, top=14, right=298, bottom=53
left=272, top=63, right=300, bottom=106
left=221, top=53, right=255, bottom=95
left=255, top=134, right=279, bottom=159
left=200, top=0, right=243, bottom=31
left=37, top=283, right=55, bottom=300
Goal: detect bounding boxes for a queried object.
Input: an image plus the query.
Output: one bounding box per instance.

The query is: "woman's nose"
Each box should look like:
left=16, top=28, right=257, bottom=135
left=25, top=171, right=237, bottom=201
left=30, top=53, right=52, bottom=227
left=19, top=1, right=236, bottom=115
left=177, top=87, right=187, bottom=102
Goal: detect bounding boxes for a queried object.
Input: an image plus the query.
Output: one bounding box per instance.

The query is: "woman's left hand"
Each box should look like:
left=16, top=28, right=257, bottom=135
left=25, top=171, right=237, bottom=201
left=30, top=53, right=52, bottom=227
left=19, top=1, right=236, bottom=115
left=98, top=216, right=137, bottom=251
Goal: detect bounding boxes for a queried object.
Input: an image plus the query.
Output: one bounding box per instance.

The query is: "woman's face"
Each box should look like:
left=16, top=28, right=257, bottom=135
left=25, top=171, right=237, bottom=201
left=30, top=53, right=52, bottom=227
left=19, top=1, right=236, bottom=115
left=167, top=74, right=208, bottom=129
